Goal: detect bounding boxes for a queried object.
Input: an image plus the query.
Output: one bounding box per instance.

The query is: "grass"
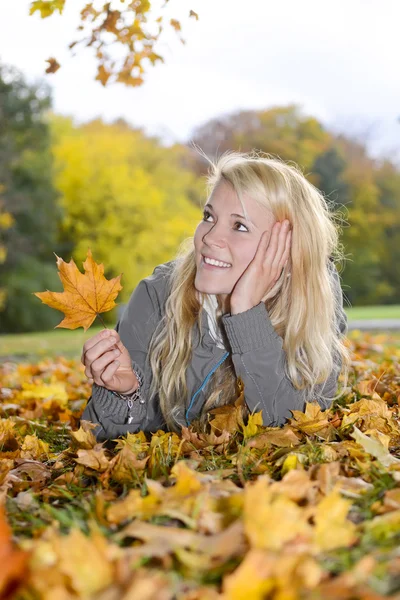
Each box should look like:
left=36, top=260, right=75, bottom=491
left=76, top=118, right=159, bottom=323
left=0, top=326, right=103, bottom=361
left=1, top=305, right=400, bottom=361
left=345, top=305, right=400, bottom=320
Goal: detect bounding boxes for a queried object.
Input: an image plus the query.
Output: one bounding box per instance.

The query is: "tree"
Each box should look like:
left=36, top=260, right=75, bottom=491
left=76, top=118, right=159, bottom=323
left=190, top=105, right=331, bottom=175
left=51, top=116, right=203, bottom=300
left=28, top=0, right=198, bottom=86
left=0, top=63, right=62, bottom=332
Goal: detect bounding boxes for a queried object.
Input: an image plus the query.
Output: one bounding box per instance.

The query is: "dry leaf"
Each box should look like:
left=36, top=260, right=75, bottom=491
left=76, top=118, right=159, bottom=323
left=34, top=249, right=122, bottom=331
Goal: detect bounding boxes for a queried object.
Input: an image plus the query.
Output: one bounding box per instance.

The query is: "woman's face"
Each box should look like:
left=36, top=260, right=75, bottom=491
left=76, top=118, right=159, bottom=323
left=194, top=180, right=276, bottom=304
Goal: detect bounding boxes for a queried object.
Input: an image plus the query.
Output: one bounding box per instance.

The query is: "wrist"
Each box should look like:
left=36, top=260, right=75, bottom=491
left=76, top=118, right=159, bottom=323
left=230, top=302, right=255, bottom=315
left=119, top=380, right=139, bottom=395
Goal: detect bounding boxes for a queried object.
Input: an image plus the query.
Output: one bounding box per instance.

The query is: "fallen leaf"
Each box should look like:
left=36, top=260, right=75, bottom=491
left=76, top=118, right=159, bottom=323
left=0, top=506, right=30, bottom=597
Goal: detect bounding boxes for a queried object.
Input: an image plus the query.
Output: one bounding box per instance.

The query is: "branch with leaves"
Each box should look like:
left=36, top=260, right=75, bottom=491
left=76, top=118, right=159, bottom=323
left=29, top=0, right=199, bottom=86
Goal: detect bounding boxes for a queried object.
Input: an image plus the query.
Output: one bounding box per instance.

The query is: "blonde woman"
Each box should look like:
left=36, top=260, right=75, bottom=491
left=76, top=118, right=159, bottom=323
left=81, top=151, right=350, bottom=441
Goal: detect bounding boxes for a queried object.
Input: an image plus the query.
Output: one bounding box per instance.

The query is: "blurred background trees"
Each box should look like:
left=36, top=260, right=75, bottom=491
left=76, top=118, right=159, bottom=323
left=1, top=61, right=399, bottom=332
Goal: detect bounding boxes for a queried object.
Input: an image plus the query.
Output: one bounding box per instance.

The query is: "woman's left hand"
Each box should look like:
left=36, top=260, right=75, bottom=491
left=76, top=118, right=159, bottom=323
left=230, top=220, right=292, bottom=314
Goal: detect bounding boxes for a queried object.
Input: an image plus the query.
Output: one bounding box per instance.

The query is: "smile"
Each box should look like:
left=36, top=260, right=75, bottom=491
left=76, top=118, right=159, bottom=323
left=201, top=256, right=232, bottom=269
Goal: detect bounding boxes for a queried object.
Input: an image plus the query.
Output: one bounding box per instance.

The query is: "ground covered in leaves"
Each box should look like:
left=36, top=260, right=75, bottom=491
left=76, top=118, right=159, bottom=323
left=1, top=332, right=400, bottom=600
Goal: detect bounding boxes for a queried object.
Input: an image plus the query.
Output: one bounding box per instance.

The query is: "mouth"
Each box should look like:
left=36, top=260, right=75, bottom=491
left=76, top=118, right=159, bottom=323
left=201, top=255, right=232, bottom=270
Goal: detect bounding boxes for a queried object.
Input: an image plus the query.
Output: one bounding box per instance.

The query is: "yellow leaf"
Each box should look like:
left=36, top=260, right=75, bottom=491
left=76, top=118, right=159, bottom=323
left=20, top=383, right=68, bottom=407
left=350, top=425, right=400, bottom=467
left=70, top=420, right=98, bottom=449
left=313, top=487, right=358, bottom=552
left=34, top=249, right=122, bottom=331
left=20, top=435, right=50, bottom=459
left=281, top=453, right=299, bottom=476
left=243, top=477, right=312, bottom=550
left=241, top=411, right=263, bottom=439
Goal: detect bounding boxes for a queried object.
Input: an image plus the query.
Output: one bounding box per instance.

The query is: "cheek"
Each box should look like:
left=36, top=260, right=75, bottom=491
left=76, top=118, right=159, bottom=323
left=193, top=225, right=203, bottom=252
left=234, top=239, right=260, bottom=271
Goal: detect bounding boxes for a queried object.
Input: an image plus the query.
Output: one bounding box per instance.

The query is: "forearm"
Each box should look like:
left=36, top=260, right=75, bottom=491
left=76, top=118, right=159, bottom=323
left=222, top=302, right=340, bottom=427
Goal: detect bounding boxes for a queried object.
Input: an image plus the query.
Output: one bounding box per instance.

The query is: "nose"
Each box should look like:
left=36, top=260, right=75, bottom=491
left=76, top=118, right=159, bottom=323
left=202, top=222, right=226, bottom=248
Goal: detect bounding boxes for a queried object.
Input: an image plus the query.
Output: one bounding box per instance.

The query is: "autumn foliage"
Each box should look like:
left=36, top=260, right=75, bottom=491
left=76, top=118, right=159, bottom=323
left=1, top=332, right=400, bottom=598
left=29, top=0, right=199, bottom=86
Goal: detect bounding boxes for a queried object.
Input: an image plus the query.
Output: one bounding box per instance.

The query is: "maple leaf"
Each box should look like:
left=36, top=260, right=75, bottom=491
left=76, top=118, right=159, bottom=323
left=34, top=249, right=122, bottom=331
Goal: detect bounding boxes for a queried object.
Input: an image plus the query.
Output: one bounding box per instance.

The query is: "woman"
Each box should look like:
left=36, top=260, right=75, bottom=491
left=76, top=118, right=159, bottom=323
left=81, top=150, right=350, bottom=442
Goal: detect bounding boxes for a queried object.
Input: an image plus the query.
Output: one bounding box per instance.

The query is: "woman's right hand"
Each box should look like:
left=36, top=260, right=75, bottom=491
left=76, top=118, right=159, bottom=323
left=81, top=329, right=139, bottom=394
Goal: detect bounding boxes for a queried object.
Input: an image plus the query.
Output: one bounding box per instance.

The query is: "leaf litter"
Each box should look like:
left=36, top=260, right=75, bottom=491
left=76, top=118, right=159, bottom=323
left=0, top=333, right=400, bottom=599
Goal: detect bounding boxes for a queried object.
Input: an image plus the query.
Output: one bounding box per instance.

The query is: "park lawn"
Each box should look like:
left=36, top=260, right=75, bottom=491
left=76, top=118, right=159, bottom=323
left=345, top=304, right=400, bottom=320
left=0, top=325, right=103, bottom=361
left=1, top=306, right=400, bottom=361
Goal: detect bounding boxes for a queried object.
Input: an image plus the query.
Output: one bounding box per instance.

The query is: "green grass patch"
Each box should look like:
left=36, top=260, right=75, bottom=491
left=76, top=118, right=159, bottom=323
left=0, top=326, right=103, bottom=361
left=345, top=305, right=400, bottom=320
left=1, top=305, right=400, bottom=362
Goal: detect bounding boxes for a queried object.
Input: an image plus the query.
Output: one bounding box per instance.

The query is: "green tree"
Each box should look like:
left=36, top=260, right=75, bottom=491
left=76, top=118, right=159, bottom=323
left=0, top=63, right=62, bottom=332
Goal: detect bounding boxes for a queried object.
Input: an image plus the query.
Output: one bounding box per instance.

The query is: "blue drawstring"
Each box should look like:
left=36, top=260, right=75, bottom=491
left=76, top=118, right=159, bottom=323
left=185, top=352, right=229, bottom=425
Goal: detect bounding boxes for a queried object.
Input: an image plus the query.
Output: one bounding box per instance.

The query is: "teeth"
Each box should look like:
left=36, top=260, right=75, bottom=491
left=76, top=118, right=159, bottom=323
left=204, top=257, right=231, bottom=268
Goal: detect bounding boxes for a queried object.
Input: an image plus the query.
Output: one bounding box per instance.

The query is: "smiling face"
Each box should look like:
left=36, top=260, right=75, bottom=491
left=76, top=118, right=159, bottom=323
left=194, top=180, right=276, bottom=309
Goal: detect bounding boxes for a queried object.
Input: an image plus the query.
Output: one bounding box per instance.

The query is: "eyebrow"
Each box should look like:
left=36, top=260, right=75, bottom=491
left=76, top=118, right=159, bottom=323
left=204, top=203, right=251, bottom=223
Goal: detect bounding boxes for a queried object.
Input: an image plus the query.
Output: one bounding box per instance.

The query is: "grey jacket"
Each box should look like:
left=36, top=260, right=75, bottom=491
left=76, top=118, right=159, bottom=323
left=82, top=259, right=347, bottom=442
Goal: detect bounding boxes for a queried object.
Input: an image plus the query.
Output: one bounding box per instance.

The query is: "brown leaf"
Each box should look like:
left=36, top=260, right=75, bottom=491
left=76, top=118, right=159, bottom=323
left=45, top=57, right=61, bottom=73
left=170, top=18, right=181, bottom=31
left=107, top=443, right=149, bottom=483
left=74, top=444, right=111, bottom=472
left=96, top=64, right=112, bottom=86
left=34, top=249, right=123, bottom=331
left=247, top=425, right=301, bottom=449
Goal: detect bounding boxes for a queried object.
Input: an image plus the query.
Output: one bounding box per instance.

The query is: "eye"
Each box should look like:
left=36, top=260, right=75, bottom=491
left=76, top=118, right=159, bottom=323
left=202, top=210, right=249, bottom=232
left=234, top=221, right=249, bottom=232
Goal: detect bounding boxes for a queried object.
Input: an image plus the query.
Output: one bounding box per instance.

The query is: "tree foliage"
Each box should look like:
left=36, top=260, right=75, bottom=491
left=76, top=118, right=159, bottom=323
left=0, top=64, right=63, bottom=332
left=29, top=0, right=199, bottom=86
left=51, top=116, right=203, bottom=301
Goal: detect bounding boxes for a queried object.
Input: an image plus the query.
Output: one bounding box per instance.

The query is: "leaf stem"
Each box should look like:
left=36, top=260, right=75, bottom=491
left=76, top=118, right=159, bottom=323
left=96, top=313, right=107, bottom=329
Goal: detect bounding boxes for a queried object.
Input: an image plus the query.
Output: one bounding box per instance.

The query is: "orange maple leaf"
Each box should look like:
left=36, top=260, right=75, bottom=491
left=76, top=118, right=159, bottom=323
left=34, top=249, right=122, bottom=331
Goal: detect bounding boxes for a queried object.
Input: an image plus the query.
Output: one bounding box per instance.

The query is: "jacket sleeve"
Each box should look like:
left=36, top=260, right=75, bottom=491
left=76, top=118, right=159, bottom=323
left=221, top=263, right=348, bottom=427
left=81, top=275, right=166, bottom=442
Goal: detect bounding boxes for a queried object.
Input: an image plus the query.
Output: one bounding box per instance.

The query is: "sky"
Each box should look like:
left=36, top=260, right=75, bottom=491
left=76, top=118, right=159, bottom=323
left=0, top=0, right=399, bottom=161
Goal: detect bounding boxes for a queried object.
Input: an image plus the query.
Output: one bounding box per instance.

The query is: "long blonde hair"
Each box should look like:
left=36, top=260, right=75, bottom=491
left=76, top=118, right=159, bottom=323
left=148, top=150, right=351, bottom=432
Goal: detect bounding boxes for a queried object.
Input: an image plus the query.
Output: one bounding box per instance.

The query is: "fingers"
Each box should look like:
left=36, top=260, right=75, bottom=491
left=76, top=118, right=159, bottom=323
left=100, top=357, right=121, bottom=386
left=87, top=348, right=121, bottom=385
left=81, top=328, right=119, bottom=365
left=263, top=220, right=292, bottom=278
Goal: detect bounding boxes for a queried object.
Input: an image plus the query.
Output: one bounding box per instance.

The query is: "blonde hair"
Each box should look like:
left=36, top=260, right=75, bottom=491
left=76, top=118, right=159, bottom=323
left=148, top=150, right=351, bottom=432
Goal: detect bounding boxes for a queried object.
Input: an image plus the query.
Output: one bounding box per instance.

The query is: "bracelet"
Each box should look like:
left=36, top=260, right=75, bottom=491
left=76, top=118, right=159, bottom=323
left=112, top=367, right=145, bottom=405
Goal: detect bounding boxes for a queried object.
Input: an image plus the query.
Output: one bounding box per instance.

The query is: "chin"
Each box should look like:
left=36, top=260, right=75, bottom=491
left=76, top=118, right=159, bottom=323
left=194, top=279, right=231, bottom=296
